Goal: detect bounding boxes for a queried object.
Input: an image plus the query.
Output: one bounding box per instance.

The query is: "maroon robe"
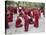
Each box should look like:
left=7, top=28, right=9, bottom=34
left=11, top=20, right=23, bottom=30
left=16, top=18, right=22, bottom=28
left=28, top=10, right=34, bottom=24
left=7, top=7, right=13, bottom=22
left=13, top=7, right=17, bottom=14
left=24, top=15, right=29, bottom=32
left=8, top=6, right=14, bottom=14
left=34, top=13, right=39, bottom=27
left=7, top=14, right=13, bottom=22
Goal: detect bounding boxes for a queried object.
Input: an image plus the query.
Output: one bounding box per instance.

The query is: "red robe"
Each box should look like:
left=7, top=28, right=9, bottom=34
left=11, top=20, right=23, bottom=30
left=16, top=18, right=22, bottom=28
left=7, top=14, right=13, bottom=22
left=28, top=11, right=34, bottom=24
left=24, top=15, right=29, bottom=32
left=8, top=6, right=14, bottom=14
left=14, top=7, right=17, bottom=14
left=34, top=14, right=39, bottom=27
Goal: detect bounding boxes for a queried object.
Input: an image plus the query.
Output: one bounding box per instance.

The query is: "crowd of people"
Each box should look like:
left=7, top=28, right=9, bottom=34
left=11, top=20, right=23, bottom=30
left=5, top=6, right=45, bottom=32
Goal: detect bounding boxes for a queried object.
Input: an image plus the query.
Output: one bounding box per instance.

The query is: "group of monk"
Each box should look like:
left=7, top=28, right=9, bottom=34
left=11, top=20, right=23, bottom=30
left=5, top=6, right=44, bottom=32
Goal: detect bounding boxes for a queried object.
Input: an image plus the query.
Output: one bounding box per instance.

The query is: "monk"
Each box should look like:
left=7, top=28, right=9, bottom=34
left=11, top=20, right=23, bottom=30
left=7, top=9, right=13, bottom=22
left=24, top=14, right=29, bottom=32
left=34, top=10, right=39, bottom=28
left=16, top=17, right=23, bottom=28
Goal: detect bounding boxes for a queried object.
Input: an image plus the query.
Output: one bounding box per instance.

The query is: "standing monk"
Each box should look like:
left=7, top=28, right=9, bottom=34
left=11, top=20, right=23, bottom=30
left=34, top=10, right=39, bottom=28
left=24, top=14, right=29, bottom=32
